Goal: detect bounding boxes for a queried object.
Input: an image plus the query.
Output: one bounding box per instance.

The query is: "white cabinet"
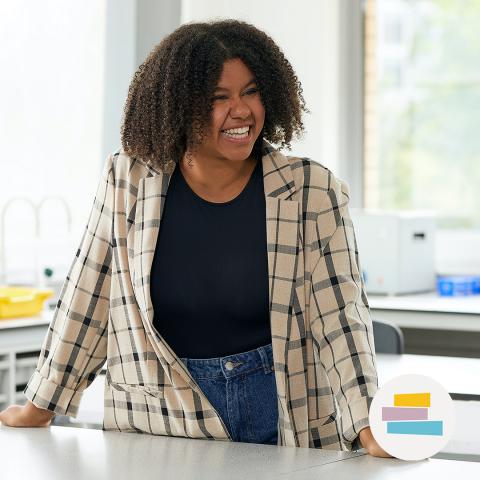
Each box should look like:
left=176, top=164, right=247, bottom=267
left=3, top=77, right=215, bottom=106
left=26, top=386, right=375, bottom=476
left=0, top=313, right=51, bottom=411
left=0, top=346, right=44, bottom=409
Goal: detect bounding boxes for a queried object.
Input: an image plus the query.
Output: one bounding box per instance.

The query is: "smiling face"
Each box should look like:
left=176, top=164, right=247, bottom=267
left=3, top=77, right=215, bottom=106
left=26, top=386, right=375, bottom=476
left=193, top=58, right=265, bottom=164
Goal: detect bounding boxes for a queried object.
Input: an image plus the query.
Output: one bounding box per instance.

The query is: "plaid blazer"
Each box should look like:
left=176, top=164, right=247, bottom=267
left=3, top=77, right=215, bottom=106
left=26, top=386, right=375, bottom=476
left=24, top=140, right=378, bottom=451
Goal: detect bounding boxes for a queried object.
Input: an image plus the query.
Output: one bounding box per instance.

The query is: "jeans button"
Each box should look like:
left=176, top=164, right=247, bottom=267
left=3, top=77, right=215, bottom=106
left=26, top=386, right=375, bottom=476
left=225, top=361, right=234, bottom=371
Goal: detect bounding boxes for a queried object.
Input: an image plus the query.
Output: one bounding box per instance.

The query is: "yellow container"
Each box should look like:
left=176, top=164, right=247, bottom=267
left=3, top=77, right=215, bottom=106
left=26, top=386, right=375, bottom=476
left=0, top=287, right=54, bottom=319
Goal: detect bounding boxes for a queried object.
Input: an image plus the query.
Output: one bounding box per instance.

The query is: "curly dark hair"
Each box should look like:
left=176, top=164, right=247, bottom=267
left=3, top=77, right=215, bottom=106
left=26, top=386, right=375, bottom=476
left=121, top=19, right=308, bottom=173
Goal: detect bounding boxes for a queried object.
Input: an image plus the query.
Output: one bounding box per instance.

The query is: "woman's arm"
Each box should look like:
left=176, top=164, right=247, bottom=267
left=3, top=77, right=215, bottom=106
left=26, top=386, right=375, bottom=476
left=20, top=153, right=116, bottom=419
left=309, top=175, right=380, bottom=453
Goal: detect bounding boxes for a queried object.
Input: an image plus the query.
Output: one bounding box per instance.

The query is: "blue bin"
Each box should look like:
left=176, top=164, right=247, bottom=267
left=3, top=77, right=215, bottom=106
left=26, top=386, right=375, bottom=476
left=437, top=275, right=480, bottom=296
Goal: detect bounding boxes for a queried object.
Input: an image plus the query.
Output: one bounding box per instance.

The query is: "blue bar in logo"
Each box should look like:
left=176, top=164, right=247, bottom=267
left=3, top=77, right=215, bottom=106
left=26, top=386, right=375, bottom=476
left=386, top=421, right=443, bottom=436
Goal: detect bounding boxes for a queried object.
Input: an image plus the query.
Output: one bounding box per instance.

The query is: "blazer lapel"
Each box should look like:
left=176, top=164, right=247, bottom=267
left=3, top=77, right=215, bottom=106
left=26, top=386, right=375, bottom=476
left=262, top=147, right=308, bottom=445
left=133, top=171, right=184, bottom=367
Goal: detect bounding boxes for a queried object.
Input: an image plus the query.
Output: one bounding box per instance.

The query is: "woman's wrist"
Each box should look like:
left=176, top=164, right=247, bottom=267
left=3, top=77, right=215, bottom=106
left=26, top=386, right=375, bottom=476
left=358, top=426, right=373, bottom=448
left=25, top=400, right=55, bottom=420
left=358, top=426, right=394, bottom=458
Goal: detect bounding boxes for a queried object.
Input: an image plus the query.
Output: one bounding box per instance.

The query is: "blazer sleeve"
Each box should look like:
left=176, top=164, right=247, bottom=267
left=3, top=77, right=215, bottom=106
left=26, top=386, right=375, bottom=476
left=23, top=153, right=115, bottom=417
left=309, top=173, right=378, bottom=451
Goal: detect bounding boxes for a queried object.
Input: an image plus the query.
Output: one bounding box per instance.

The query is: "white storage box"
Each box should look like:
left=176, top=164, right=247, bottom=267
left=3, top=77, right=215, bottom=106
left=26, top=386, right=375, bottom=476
left=350, top=209, right=437, bottom=295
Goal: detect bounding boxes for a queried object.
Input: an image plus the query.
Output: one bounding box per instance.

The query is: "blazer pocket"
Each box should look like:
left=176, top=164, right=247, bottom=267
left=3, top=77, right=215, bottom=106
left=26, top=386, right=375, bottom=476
left=104, top=379, right=170, bottom=436
left=108, top=381, right=164, bottom=399
left=309, top=411, right=337, bottom=428
left=308, top=411, right=343, bottom=451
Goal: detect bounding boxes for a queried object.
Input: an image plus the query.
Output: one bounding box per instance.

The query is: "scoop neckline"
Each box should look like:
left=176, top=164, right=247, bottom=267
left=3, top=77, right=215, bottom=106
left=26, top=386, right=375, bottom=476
left=177, top=160, right=260, bottom=207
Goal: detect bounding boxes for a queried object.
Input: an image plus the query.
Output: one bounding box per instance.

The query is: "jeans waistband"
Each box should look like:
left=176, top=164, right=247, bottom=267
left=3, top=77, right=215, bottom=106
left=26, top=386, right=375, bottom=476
left=179, top=343, right=273, bottom=379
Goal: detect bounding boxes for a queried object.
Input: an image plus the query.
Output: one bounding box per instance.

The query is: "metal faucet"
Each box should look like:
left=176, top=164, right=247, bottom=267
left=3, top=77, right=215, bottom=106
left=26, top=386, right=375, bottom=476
left=0, top=196, right=72, bottom=286
left=37, top=195, right=72, bottom=238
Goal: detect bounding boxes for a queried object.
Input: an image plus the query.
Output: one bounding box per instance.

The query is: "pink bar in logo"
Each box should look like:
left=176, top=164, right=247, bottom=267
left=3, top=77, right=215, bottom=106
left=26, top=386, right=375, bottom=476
left=382, top=407, right=429, bottom=421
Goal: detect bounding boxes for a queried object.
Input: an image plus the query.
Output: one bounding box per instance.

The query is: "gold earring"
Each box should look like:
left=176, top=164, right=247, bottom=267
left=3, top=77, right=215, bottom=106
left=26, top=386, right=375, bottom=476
left=186, top=151, right=194, bottom=168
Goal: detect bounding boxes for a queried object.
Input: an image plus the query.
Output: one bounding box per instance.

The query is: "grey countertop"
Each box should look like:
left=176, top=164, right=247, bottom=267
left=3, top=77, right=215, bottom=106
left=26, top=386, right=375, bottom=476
left=368, top=292, right=480, bottom=315
left=1, top=425, right=479, bottom=480
left=377, top=353, right=480, bottom=398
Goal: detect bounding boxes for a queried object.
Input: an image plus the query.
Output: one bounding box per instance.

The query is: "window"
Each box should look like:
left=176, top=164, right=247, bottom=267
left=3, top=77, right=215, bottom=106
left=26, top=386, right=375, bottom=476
left=364, top=0, right=480, bottom=230
left=0, top=1, right=107, bottom=285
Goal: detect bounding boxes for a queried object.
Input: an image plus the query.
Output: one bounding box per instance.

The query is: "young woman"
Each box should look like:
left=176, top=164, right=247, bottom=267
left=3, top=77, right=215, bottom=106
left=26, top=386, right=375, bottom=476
left=0, top=19, right=390, bottom=457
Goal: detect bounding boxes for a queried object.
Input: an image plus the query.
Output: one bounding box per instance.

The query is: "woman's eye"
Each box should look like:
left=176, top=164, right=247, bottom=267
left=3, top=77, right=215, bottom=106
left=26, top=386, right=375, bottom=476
left=212, top=89, right=258, bottom=102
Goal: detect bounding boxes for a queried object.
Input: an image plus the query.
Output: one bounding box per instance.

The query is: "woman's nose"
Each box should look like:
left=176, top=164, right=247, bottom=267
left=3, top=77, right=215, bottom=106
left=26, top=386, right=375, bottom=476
left=230, top=97, right=251, bottom=118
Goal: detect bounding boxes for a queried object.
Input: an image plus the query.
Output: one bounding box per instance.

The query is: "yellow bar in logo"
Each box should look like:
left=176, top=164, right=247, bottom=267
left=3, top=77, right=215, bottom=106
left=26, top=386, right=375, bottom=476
left=394, top=393, right=430, bottom=407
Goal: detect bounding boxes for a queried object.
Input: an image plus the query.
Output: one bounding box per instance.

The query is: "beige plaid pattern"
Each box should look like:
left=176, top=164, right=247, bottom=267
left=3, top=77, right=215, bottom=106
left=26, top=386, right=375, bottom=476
left=24, top=140, right=378, bottom=451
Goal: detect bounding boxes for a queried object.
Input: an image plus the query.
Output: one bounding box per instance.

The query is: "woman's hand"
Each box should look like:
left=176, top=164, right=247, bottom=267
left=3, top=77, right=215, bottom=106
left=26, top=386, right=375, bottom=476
left=0, top=401, right=55, bottom=428
left=358, top=426, right=394, bottom=458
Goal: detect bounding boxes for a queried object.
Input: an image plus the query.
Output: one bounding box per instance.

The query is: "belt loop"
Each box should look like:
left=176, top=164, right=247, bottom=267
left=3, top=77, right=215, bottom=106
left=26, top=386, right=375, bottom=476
left=257, top=344, right=273, bottom=374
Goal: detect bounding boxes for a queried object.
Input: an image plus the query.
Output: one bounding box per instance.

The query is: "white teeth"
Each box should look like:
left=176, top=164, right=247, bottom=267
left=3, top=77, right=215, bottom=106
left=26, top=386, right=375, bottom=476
left=222, top=126, right=250, bottom=135
left=223, top=131, right=248, bottom=139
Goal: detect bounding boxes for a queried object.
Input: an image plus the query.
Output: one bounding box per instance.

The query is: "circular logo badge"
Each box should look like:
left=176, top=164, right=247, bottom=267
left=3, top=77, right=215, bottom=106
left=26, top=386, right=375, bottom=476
left=369, top=374, right=455, bottom=461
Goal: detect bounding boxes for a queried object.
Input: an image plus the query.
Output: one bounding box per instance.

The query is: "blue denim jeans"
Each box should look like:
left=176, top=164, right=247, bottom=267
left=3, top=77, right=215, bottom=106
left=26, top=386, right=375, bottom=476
left=180, top=343, right=278, bottom=445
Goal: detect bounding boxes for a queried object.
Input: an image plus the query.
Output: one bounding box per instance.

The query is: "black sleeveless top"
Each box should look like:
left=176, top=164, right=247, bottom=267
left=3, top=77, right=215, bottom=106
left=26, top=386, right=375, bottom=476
left=150, top=159, right=271, bottom=358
